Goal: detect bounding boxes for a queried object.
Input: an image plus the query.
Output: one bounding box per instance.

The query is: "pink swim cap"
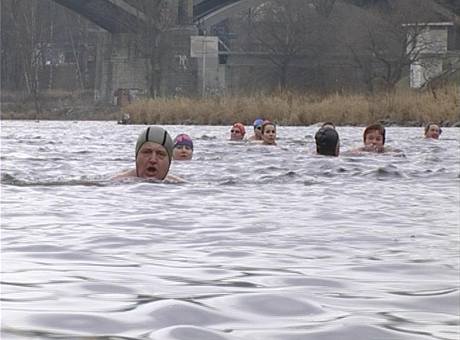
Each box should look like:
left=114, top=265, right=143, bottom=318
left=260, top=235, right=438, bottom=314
left=232, top=122, right=246, bottom=136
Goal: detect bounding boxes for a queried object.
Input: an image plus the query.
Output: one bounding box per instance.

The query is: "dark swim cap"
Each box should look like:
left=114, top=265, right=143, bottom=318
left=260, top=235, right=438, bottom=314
left=315, top=127, right=339, bottom=156
left=135, top=126, right=173, bottom=162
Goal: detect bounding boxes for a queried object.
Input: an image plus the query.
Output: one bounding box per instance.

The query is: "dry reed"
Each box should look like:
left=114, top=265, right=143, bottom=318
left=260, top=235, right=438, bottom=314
left=125, top=86, right=460, bottom=126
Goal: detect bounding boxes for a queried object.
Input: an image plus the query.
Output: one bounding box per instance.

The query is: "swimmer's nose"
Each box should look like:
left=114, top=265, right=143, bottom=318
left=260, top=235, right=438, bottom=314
left=147, top=152, right=159, bottom=162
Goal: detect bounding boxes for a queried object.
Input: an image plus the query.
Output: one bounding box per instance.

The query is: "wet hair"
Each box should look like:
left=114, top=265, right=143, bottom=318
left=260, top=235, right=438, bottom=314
left=261, top=121, right=276, bottom=134
left=232, top=122, right=246, bottom=136
left=173, top=133, right=193, bottom=150
left=424, top=122, right=442, bottom=135
left=363, top=123, right=386, bottom=145
left=135, top=126, right=173, bottom=162
left=321, top=121, right=336, bottom=129
left=315, top=127, right=339, bottom=156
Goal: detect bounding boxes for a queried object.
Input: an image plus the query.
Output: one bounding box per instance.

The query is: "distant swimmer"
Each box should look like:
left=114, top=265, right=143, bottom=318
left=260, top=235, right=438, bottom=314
left=173, top=133, right=193, bottom=160
left=315, top=126, right=339, bottom=156
left=352, top=123, right=400, bottom=154
left=230, top=122, right=246, bottom=141
left=424, top=122, right=442, bottom=139
left=354, top=123, right=387, bottom=153
left=261, top=121, right=277, bottom=145
left=113, top=126, right=183, bottom=182
left=248, top=118, right=264, bottom=141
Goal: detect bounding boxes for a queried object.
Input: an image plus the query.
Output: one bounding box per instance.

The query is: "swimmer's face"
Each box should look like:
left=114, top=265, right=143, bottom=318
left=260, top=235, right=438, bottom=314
left=173, top=145, right=193, bottom=160
left=364, top=129, right=384, bottom=148
left=425, top=124, right=441, bottom=139
left=262, top=124, right=277, bottom=145
left=230, top=127, right=244, bottom=140
left=136, top=142, right=170, bottom=179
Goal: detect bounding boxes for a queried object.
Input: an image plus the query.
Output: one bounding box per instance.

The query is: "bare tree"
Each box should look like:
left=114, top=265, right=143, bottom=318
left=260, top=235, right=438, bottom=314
left=242, top=0, right=329, bottom=91
left=6, top=0, right=49, bottom=117
left=347, top=1, right=448, bottom=92
left=136, top=0, right=176, bottom=98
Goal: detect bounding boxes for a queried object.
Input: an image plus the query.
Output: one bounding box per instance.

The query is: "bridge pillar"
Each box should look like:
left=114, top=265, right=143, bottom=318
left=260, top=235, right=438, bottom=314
left=93, top=25, right=198, bottom=102
left=161, top=25, right=199, bottom=97
left=94, top=32, right=148, bottom=103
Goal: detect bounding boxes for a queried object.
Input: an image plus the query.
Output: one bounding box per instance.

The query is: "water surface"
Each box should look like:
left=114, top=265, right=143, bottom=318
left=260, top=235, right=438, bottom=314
left=1, top=121, right=459, bottom=339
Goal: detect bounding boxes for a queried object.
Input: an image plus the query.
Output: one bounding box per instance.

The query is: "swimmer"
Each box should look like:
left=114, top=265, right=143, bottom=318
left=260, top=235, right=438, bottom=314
left=261, top=121, right=277, bottom=145
left=114, top=126, right=182, bottom=182
left=315, top=126, right=340, bottom=156
left=230, top=122, right=246, bottom=141
left=352, top=123, right=400, bottom=154
left=173, top=133, right=193, bottom=160
left=248, top=118, right=264, bottom=141
left=424, top=122, right=442, bottom=139
left=352, top=123, right=387, bottom=153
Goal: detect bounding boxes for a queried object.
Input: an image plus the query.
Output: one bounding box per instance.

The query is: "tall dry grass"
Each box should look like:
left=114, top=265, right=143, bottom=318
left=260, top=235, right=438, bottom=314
left=126, top=86, right=460, bottom=126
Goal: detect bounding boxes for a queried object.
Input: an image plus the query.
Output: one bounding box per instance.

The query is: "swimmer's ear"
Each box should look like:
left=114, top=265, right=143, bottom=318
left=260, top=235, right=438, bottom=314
left=439, top=128, right=443, bottom=134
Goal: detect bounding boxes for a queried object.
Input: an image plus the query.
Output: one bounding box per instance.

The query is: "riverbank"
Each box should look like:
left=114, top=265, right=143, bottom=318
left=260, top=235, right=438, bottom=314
left=0, top=90, right=119, bottom=121
left=2, top=87, right=459, bottom=126
left=124, top=86, right=460, bottom=126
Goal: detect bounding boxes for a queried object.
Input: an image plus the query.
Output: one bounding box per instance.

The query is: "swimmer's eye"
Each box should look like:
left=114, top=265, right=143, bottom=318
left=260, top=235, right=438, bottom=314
left=231, top=130, right=241, bottom=134
left=176, top=145, right=192, bottom=150
left=156, top=151, right=167, bottom=158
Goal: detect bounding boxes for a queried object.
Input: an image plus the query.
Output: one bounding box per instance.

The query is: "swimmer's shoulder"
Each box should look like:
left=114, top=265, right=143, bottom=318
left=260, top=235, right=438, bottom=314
left=112, top=168, right=136, bottom=180
left=164, top=174, right=187, bottom=183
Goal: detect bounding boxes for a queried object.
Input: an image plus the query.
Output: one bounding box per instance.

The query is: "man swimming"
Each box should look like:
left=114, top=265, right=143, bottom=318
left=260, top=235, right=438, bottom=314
left=114, top=126, right=182, bottom=181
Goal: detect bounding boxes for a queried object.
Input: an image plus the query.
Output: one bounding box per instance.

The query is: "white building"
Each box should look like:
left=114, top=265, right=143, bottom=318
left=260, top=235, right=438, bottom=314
left=406, top=22, right=455, bottom=88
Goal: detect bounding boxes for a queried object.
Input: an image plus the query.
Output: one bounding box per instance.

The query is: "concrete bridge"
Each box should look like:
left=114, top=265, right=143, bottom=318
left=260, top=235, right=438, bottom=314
left=52, top=0, right=245, bottom=102
left=53, top=0, right=241, bottom=33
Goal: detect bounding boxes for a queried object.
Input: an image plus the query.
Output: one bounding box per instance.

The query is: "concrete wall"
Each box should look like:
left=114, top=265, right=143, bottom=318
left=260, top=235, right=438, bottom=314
left=93, top=26, right=198, bottom=102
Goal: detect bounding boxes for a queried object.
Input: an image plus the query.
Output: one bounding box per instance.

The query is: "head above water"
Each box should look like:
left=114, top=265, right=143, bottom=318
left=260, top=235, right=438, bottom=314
left=173, top=133, right=193, bottom=150
left=363, top=123, right=386, bottom=145
left=261, top=120, right=277, bottom=145
left=424, top=122, right=442, bottom=139
left=230, top=122, right=246, bottom=140
left=135, top=126, right=173, bottom=179
left=315, top=127, right=340, bottom=156
left=253, top=118, right=264, bottom=130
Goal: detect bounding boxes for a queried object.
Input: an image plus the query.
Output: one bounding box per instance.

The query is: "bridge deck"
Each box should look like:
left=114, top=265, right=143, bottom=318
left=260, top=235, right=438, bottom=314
left=54, top=0, right=241, bottom=33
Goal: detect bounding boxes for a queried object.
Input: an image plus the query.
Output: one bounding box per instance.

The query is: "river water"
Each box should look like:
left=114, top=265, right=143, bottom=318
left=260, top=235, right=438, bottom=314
left=1, top=120, right=459, bottom=340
